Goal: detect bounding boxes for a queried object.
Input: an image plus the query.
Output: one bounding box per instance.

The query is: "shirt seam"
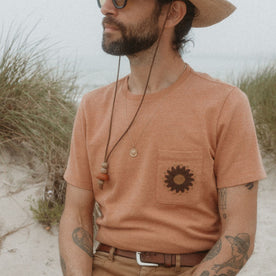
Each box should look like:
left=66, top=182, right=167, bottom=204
left=215, top=87, right=237, bottom=150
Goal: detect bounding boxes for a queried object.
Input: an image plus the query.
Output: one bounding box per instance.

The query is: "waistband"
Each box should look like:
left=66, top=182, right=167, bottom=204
left=96, top=243, right=208, bottom=267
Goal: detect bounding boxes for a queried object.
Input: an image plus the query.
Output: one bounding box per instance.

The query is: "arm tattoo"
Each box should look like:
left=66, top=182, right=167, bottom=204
left=213, top=270, right=236, bottom=276
left=245, top=182, right=254, bottom=190
left=200, top=271, right=210, bottom=276
left=203, top=239, right=222, bottom=262
left=218, top=188, right=227, bottom=219
left=60, top=255, right=66, bottom=275
left=212, top=233, right=250, bottom=275
left=201, top=269, right=235, bottom=276
left=72, top=227, right=93, bottom=258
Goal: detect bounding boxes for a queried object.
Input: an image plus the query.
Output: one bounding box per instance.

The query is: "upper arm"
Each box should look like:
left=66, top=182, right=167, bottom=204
left=218, top=182, right=258, bottom=235
left=63, top=183, right=94, bottom=219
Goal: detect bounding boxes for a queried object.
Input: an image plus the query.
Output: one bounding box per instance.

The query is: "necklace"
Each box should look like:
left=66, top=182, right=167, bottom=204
left=96, top=3, right=173, bottom=189
left=124, top=92, right=145, bottom=158
left=124, top=94, right=161, bottom=159
left=124, top=63, right=187, bottom=159
left=96, top=54, right=155, bottom=189
left=126, top=112, right=157, bottom=158
left=125, top=100, right=150, bottom=158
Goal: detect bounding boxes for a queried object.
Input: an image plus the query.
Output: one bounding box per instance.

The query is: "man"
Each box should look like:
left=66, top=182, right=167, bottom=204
left=59, top=0, right=266, bottom=275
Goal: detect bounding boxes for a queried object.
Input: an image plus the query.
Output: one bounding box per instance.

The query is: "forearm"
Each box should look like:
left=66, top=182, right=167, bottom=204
left=192, top=230, right=255, bottom=276
left=192, top=183, right=258, bottom=276
left=59, top=211, right=94, bottom=276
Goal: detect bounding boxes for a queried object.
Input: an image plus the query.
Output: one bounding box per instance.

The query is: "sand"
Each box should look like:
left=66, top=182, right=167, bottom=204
left=0, top=149, right=275, bottom=276
left=0, top=148, right=62, bottom=276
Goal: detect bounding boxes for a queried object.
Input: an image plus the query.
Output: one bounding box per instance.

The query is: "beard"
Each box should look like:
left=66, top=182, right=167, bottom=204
left=102, top=10, right=161, bottom=56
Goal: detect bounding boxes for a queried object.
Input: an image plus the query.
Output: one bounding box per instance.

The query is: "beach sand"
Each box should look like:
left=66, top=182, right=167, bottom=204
left=0, top=150, right=275, bottom=276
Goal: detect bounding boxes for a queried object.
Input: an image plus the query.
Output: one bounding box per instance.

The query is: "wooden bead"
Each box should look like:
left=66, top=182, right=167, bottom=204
left=96, top=173, right=109, bottom=181
left=97, top=179, right=104, bottom=185
left=102, top=162, right=108, bottom=169
left=101, top=168, right=108, bottom=174
left=97, top=179, right=104, bottom=190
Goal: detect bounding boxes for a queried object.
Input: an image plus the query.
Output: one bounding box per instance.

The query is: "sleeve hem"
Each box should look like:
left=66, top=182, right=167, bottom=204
left=216, top=172, right=267, bottom=189
left=64, top=173, right=93, bottom=191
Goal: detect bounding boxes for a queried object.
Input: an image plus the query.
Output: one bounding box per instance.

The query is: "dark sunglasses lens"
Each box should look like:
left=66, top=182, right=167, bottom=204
left=114, top=0, right=126, bottom=8
left=97, top=0, right=126, bottom=8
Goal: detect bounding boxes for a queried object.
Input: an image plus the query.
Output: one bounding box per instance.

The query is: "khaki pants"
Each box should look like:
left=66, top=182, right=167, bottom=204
left=93, top=251, right=198, bottom=276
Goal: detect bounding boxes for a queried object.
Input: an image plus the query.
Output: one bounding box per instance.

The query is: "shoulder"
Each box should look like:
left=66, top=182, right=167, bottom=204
left=80, top=76, right=127, bottom=109
left=187, top=66, right=249, bottom=106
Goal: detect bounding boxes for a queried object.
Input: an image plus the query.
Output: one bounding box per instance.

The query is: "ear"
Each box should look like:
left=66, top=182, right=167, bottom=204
left=166, top=1, right=187, bottom=28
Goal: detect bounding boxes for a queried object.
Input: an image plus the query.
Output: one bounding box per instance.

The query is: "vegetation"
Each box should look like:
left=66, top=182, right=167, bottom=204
left=236, top=64, right=276, bottom=163
left=28, top=197, right=64, bottom=227
left=0, top=27, right=81, bottom=227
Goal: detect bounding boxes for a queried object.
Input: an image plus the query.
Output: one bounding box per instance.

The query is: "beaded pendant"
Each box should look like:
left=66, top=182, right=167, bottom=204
left=96, top=162, right=109, bottom=189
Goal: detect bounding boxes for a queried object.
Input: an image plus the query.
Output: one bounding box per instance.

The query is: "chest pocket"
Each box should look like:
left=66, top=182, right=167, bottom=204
left=156, top=150, right=203, bottom=205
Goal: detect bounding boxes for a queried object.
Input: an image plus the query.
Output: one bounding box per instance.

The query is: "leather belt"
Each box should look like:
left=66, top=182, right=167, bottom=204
left=97, top=244, right=208, bottom=267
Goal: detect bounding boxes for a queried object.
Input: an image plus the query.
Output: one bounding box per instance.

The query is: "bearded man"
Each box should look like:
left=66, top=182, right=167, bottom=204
left=59, top=1, right=266, bottom=275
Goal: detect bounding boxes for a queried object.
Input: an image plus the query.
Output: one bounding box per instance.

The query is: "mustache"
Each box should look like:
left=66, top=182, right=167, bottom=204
left=102, top=16, right=126, bottom=32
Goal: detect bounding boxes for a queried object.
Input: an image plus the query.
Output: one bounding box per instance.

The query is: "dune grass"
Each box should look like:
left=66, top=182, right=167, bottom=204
left=0, top=27, right=81, bottom=225
left=236, top=64, right=276, bottom=162
left=28, top=196, right=64, bottom=227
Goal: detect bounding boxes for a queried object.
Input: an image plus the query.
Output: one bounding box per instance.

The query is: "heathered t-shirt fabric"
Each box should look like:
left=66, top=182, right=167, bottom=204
left=64, top=64, right=266, bottom=254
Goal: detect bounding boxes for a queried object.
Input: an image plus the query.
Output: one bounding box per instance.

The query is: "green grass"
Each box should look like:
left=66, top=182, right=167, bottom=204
left=236, top=64, right=276, bottom=162
left=0, top=26, right=81, bottom=226
left=28, top=196, right=64, bottom=227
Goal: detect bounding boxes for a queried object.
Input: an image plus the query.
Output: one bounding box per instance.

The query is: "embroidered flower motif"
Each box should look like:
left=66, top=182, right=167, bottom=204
left=165, top=165, right=194, bottom=193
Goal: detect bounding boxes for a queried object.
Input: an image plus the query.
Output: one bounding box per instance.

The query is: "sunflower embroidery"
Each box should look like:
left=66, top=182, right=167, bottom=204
left=165, top=165, right=194, bottom=193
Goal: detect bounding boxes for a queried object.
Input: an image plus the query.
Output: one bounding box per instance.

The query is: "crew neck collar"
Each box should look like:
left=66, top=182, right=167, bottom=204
left=121, top=63, right=192, bottom=101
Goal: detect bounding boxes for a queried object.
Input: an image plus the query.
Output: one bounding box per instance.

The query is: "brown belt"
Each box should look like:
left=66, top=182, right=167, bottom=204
left=97, top=244, right=208, bottom=267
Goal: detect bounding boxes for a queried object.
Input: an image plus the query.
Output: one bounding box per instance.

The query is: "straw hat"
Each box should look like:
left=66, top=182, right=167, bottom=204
left=189, top=0, right=236, bottom=27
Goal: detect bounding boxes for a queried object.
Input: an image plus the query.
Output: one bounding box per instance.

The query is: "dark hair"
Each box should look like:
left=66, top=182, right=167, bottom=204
left=157, top=0, right=197, bottom=53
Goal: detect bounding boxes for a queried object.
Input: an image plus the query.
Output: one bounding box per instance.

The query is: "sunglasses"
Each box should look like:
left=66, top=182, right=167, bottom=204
left=97, top=0, right=128, bottom=9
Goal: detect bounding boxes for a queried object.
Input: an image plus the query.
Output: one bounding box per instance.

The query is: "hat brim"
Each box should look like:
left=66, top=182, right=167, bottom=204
left=190, top=0, right=237, bottom=28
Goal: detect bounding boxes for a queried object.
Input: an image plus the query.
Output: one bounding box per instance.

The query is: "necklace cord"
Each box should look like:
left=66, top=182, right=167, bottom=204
left=104, top=2, right=173, bottom=162
left=104, top=56, right=121, bottom=161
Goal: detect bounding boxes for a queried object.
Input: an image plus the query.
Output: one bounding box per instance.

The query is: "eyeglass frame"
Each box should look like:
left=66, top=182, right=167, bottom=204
left=97, top=0, right=128, bottom=9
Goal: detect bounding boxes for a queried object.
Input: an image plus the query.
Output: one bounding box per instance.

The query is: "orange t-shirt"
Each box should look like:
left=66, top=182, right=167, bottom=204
left=64, top=64, right=266, bottom=254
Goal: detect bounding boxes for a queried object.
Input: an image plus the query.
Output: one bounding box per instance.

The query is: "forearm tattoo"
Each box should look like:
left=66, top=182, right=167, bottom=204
left=60, top=255, right=66, bottom=275
left=72, top=227, right=93, bottom=258
left=200, top=271, right=210, bottom=276
left=200, top=233, right=250, bottom=276
left=245, top=182, right=254, bottom=190
left=218, top=188, right=227, bottom=219
left=203, top=239, right=222, bottom=262
left=212, top=233, right=250, bottom=273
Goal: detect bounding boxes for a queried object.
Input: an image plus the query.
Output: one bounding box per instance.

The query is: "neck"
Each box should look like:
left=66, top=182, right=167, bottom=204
left=127, top=43, right=186, bottom=95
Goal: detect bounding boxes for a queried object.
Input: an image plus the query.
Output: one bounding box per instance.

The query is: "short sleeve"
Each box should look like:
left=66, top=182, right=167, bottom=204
left=64, top=96, right=93, bottom=190
left=214, top=88, right=266, bottom=188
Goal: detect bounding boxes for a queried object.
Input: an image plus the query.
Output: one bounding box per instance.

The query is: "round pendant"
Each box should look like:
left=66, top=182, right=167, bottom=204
left=129, top=148, right=138, bottom=158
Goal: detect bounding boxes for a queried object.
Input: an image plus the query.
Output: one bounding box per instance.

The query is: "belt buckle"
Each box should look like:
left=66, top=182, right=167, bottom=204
left=136, top=252, right=158, bottom=267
